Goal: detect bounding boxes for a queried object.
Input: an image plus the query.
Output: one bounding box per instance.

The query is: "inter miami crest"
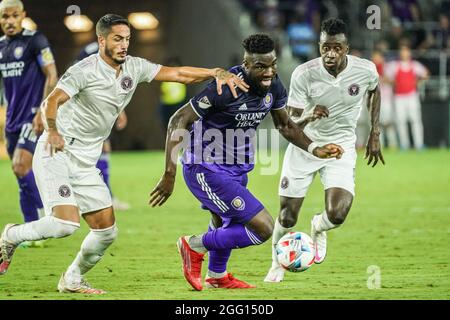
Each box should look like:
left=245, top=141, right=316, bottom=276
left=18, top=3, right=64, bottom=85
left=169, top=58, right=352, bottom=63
left=348, top=84, right=360, bottom=96
left=280, top=176, right=289, bottom=189
left=58, top=185, right=71, bottom=198
left=121, top=76, right=133, bottom=91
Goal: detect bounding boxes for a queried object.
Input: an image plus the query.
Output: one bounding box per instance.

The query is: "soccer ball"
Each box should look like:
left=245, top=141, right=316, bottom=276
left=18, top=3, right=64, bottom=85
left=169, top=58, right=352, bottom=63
left=276, top=231, right=315, bottom=272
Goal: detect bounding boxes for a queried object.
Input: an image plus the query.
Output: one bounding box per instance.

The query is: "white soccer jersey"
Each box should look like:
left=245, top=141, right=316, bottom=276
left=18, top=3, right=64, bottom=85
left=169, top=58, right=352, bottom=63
left=288, top=55, right=379, bottom=148
left=50, top=54, right=161, bottom=166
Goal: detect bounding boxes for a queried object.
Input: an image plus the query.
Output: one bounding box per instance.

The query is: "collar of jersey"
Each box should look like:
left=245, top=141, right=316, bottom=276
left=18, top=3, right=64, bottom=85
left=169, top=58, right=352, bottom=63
left=319, top=54, right=353, bottom=80
left=97, top=53, right=123, bottom=76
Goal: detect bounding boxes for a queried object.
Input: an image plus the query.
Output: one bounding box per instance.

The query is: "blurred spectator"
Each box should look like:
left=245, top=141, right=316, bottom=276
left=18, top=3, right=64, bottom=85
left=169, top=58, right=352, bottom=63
left=286, top=4, right=317, bottom=62
left=372, top=50, right=398, bottom=148
left=422, top=14, right=450, bottom=51
left=388, top=0, right=421, bottom=23
left=256, top=0, right=285, bottom=53
left=385, top=45, right=429, bottom=150
left=383, top=17, right=409, bottom=51
left=158, top=57, right=188, bottom=134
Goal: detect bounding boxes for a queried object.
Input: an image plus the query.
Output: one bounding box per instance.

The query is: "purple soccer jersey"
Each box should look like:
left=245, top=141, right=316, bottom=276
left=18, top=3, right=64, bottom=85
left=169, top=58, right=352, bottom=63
left=182, top=65, right=287, bottom=176
left=0, top=29, right=55, bottom=134
left=182, top=65, right=287, bottom=223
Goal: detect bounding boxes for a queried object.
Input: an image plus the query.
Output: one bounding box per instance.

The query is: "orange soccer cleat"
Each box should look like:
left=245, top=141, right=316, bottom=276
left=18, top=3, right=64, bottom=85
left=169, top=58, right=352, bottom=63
left=176, top=236, right=205, bottom=291
left=205, top=273, right=256, bottom=289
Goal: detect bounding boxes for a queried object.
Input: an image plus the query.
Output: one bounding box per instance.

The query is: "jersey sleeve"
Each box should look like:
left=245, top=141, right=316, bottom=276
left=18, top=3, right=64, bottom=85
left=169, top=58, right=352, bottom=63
left=189, top=81, right=232, bottom=118
left=287, top=65, right=311, bottom=109
left=31, top=32, right=55, bottom=67
left=55, top=65, right=86, bottom=98
left=412, top=61, right=427, bottom=78
left=272, top=79, right=288, bottom=110
left=367, top=61, right=380, bottom=91
left=136, top=57, right=162, bottom=83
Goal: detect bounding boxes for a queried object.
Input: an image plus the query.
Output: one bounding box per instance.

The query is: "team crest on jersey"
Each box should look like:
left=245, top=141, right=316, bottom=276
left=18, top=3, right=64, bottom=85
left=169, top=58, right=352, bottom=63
left=348, top=84, right=360, bottom=96
left=280, top=176, right=289, bottom=189
left=58, top=185, right=71, bottom=198
left=263, top=93, right=273, bottom=108
left=14, top=47, right=24, bottom=59
left=121, top=76, right=133, bottom=91
left=231, top=196, right=245, bottom=211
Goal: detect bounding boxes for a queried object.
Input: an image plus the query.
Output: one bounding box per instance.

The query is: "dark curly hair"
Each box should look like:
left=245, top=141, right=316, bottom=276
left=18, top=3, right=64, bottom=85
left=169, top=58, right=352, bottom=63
left=242, top=34, right=275, bottom=54
left=321, top=18, right=347, bottom=37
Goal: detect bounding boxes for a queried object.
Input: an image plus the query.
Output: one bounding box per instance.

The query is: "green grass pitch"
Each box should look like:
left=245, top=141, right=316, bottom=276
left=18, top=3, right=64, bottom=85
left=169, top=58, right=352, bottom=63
left=0, top=150, right=449, bottom=300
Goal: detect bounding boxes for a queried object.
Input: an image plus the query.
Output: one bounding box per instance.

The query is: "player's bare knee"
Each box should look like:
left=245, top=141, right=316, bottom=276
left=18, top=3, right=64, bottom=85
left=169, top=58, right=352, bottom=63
left=12, top=163, right=30, bottom=178
left=326, top=206, right=350, bottom=225
left=279, top=207, right=298, bottom=228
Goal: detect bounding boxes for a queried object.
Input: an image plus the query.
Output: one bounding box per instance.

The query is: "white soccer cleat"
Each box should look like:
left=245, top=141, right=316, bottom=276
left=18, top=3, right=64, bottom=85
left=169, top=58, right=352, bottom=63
left=0, top=224, right=19, bottom=275
left=112, top=198, right=131, bottom=211
left=58, top=273, right=106, bottom=295
left=264, top=265, right=285, bottom=283
left=264, top=244, right=285, bottom=283
left=311, top=215, right=327, bottom=264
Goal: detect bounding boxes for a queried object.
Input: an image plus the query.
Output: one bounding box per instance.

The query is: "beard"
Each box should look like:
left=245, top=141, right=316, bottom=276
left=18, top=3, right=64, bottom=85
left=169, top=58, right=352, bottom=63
left=105, top=45, right=126, bottom=65
left=248, top=76, right=271, bottom=97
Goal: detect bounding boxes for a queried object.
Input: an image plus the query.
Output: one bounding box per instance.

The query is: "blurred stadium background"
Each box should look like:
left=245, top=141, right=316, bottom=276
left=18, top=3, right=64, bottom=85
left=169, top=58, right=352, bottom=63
left=0, top=0, right=449, bottom=300
left=0, top=0, right=449, bottom=155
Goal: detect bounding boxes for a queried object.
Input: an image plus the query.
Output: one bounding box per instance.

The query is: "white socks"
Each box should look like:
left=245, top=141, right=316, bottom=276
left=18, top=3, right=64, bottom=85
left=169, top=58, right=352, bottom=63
left=313, top=211, right=338, bottom=233
left=207, top=270, right=227, bottom=279
left=271, top=218, right=293, bottom=267
left=66, top=224, right=118, bottom=282
left=6, top=216, right=80, bottom=245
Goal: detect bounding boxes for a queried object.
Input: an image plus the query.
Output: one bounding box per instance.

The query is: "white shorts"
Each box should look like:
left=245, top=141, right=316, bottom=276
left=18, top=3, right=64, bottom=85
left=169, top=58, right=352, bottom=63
left=33, top=139, right=112, bottom=216
left=278, top=144, right=356, bottom=198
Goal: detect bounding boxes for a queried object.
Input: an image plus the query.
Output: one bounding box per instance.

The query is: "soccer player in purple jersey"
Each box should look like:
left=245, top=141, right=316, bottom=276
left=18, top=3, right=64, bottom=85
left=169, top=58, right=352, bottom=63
left=150, top=34, right=344, bottom=290
left=0, top=0, right=58, bottom=227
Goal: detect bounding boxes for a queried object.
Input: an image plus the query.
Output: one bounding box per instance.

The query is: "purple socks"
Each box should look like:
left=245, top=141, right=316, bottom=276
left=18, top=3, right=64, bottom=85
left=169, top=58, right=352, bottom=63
left=17, top=170, right=43, bottom=222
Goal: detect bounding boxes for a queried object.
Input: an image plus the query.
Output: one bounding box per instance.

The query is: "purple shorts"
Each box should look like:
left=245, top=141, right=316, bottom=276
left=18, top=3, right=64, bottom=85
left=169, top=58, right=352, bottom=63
left=5, top=123, right=39, bottom=159
left=182, top=164, right=264, bottom=225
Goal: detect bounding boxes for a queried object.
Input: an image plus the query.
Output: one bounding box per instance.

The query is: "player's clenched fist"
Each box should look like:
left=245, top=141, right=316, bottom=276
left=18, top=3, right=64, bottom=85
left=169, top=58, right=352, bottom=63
left=45, top=131, right=65, bottom=156
left=313, top=143, right=344, bottom=159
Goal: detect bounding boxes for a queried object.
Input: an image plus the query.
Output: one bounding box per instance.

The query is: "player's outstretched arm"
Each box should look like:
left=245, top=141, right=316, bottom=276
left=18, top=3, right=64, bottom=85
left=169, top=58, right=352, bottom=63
left=271, top=108, right=343, bottom=159
left=149, top=103, right=200, bottom=207
left=40, top=88, right=70, bottom=156
left=154, top=66, right=249, bottom=98
left=365, top=85, right=385, bottom=167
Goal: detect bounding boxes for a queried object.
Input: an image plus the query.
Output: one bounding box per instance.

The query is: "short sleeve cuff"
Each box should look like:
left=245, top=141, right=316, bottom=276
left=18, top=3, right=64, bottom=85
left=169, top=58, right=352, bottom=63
left=55, top=84, right=77, bottom=98
left=146, top=64, right=162, bottom=83
left=189, top=99, right=202, bottom=118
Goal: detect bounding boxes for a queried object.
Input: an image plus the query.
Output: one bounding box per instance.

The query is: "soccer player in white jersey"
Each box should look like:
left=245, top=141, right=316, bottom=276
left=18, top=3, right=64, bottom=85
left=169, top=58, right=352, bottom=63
left=265, top=18, right=385, bottom=282
left=0, top=14, right=248, bottom=294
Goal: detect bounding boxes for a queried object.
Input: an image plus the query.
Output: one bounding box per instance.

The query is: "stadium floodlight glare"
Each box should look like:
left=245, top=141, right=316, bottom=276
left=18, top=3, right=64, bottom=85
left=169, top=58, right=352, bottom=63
left=64, top=15, right=94, bottom=33
left=128, top=12, right=159, bottom=30
left=22, top=17, right=37, bottom=31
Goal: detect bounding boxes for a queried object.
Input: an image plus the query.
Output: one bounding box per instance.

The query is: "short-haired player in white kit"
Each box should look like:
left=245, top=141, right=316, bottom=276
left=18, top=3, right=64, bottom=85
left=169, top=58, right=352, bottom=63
left=0, top=14, right=249, bottom=294
left=265, top=18, right=385, bottom=282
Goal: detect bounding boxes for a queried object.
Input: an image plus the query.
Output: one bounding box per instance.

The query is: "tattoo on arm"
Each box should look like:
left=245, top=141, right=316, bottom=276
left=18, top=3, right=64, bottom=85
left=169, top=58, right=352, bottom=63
left=46, top=118, right=57, bottom=131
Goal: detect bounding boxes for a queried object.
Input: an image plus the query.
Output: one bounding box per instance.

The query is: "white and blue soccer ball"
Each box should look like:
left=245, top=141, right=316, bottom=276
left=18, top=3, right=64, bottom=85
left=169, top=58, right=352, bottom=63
left=276, top=231, right=315, bottom=272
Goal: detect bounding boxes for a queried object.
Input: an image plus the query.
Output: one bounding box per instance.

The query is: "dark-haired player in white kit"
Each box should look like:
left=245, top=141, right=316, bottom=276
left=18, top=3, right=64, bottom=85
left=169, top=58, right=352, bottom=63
left=265, top=18, right=385, bottom=282
left=0, top=13, right=249, bottom=294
